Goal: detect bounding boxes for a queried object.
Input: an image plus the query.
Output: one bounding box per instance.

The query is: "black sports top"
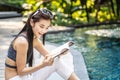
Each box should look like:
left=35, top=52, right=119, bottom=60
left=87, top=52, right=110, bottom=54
left=7, top=43, right=16, bottom=61
left=5, top=34, right=28, bottom=69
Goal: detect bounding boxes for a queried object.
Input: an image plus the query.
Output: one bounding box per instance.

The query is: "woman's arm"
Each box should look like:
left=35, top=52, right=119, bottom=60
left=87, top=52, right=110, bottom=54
left=15, top=37, right=53, bottom=76
left=33, top=38, right=50, bottom=56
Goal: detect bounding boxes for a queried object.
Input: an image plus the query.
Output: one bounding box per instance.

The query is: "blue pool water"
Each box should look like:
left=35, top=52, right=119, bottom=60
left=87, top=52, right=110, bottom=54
left=45, top=25, right=120, bottom=80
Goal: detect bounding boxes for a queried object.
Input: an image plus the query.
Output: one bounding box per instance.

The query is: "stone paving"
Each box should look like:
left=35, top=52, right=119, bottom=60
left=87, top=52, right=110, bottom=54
left=0, top=11, right=22, bottom=19
left=0, top=17, right=89, bottom=80
left=85, top=28, right=120, bottom=38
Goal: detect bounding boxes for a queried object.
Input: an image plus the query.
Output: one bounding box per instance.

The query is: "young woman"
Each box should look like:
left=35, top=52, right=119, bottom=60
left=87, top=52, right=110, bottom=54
left=5, top=8, right=80, bottom=80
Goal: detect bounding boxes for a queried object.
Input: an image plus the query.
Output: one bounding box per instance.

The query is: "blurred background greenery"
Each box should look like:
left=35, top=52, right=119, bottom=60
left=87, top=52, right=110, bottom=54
left=0, top=0, right=120, bottom=26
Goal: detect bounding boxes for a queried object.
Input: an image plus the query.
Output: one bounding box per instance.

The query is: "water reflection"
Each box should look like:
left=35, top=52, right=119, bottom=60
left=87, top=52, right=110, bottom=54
left=45, top=26, right=120, bottom=80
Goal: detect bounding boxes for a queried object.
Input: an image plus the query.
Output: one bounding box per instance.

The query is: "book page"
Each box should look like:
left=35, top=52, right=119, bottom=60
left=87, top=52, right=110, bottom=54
left=50, top=41, right=74, bottom=58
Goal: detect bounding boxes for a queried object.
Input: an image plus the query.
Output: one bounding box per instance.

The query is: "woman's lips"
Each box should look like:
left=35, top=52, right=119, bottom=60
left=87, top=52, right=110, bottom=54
left=39, top=32, right=43, bottom=36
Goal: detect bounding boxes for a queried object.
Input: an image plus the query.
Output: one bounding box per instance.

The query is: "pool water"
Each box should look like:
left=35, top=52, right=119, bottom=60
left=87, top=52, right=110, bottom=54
left=45, top=25, right=120, bottom=80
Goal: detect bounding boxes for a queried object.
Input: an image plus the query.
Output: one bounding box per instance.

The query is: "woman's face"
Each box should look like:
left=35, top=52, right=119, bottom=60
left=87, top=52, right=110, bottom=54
left=31, top=19, right=51, bottom=38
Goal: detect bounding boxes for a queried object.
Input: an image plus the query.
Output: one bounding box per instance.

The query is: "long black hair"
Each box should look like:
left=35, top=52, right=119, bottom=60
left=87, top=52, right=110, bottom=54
left=14, top=8, right=53, bottom=66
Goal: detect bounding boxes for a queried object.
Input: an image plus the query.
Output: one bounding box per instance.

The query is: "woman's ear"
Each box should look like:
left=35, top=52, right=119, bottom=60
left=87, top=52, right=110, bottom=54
left=30, top=19, right=34, bottom=28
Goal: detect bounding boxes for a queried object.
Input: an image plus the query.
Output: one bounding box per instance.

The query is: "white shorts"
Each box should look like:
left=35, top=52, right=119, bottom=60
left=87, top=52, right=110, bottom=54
left=9, top=57, right=74, bottom=80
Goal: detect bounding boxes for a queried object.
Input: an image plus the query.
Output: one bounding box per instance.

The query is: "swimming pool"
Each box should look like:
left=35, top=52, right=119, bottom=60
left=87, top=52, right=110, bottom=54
left=45, top=25, right=120, bottom=80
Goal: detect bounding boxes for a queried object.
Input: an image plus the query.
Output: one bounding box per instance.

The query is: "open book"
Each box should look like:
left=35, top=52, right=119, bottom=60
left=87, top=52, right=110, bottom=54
left=50, top=41, right=74, bottom=58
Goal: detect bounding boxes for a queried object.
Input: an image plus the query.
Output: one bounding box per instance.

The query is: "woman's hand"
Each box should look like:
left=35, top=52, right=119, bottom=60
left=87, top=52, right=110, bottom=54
left=42, top=55, right=54, bottom=67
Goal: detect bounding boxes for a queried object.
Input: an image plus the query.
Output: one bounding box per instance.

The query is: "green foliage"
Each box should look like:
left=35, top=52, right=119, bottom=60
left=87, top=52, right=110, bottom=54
left=2, top=0, right=119, bottom=25
left=0, top=0, right=25, bottom=7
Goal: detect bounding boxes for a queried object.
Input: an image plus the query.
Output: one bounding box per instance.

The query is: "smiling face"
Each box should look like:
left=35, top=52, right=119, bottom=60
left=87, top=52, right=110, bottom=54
left=31, top=18, right=51, bottom=38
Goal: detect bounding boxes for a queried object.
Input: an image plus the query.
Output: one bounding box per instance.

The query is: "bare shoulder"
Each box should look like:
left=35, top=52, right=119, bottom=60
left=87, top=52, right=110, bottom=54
left=14, top=36, right=28, bottom=49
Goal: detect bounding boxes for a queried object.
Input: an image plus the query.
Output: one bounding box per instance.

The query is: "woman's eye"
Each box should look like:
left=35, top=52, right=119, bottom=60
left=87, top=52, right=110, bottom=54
left=40, top=26, right=44, bottom=28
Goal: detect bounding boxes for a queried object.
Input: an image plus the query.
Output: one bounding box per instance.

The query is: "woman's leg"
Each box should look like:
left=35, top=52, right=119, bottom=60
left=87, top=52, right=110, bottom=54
left=68, top=72, right=80, bottom=80
left=9, top=66, right=55, bottom=80
left=9, top=76, right=21, bottom=80
left=31, top=65, right=55, bottom=80
left=55, top=57, right=80, bottom=80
